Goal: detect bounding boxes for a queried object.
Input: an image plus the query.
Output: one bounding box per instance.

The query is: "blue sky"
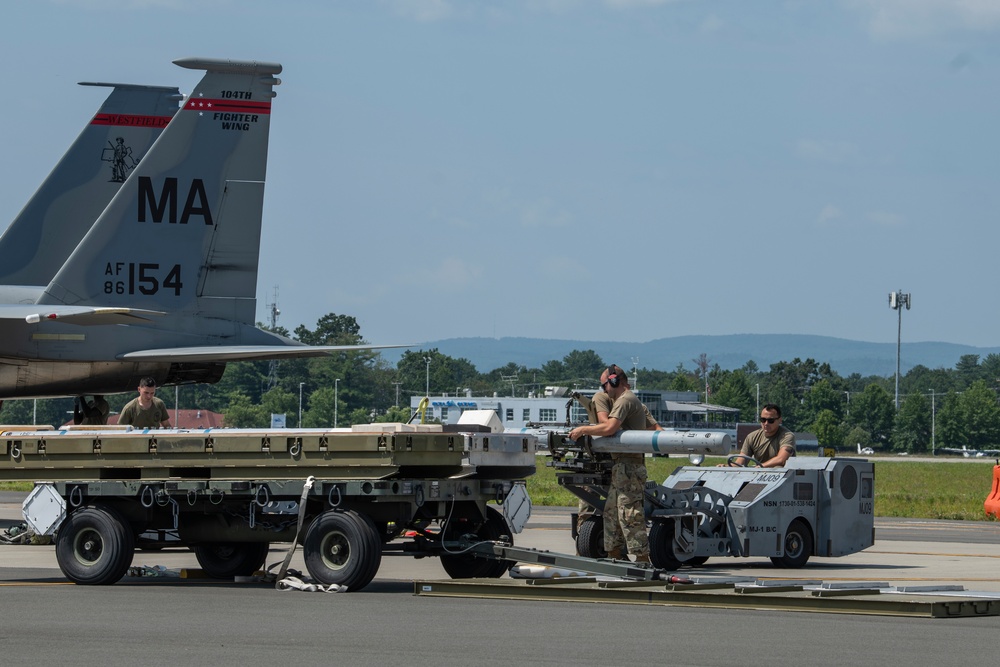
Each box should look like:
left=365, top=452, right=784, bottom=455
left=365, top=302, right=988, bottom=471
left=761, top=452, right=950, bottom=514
left=2, top=0, right=999, bottom=349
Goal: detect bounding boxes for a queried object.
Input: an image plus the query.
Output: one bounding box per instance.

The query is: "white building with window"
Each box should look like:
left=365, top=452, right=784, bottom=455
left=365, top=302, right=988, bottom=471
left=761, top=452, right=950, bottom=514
left=410, top=387, right=740, bottom=429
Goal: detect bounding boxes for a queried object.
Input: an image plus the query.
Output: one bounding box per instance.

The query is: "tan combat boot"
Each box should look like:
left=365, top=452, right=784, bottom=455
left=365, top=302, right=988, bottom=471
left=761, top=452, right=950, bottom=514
left=633, top=553, right=651, bottom=564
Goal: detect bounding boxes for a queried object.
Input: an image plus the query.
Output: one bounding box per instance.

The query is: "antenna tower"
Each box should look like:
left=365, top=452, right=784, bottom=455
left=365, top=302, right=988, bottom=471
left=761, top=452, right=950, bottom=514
left=500, top=373, right=518, bottom=397
left=265, top=286, right=280, bottom=390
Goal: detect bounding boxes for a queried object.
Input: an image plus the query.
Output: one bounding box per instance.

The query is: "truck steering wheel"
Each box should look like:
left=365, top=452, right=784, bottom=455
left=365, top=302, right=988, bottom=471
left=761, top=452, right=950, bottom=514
left=726, top=455, right=761, bottom=468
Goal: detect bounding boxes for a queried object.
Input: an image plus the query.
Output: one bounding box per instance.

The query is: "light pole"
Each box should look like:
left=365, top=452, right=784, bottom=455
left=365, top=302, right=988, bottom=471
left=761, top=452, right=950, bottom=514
left=298, top=382, right=305, bottom=427
left=755, top=383, right=760, bottom=417
left=888, top=290, right=911, bottom=410
left=929, top=388, right=936, bottom=455
left=334, top=379, right=340, bottom=428
left=423, top=357, right=431, bottom=398
left=844, top=391, right=850, bottom=417
left=631, top=357, right=639, bottom=392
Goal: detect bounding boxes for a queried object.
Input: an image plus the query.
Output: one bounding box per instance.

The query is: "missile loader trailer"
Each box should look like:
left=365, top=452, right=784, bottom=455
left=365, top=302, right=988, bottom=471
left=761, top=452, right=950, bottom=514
left=1, top=425, right=538, bottom=590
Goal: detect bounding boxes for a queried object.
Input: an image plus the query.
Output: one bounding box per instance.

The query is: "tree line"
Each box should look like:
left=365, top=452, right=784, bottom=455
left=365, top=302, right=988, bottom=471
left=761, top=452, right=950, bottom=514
left=3, top=312, right=998, bottom=452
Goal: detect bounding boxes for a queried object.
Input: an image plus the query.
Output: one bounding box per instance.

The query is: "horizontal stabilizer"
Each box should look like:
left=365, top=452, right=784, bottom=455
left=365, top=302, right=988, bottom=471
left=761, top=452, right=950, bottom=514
left=119, top=343, right=413, bottom=362
left=19, top=306, right=165, bottom=325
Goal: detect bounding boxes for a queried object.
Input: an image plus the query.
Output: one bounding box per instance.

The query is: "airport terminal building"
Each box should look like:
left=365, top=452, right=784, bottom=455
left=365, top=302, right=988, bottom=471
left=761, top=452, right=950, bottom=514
left=410, top=387, right=740, bottom=430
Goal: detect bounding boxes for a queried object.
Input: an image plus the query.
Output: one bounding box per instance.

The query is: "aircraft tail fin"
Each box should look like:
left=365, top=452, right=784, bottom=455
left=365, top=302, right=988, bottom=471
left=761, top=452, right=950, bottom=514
left=0, top=83, right=181, bottom=286
left=39, top=59, right=282, bottom=324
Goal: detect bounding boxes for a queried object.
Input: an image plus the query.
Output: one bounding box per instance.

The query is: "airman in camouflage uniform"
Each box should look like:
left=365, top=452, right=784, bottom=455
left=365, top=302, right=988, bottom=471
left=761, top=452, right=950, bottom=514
left=720, top=403, right=795, bottom=469
left=569, top=365, right=652, bottom=562
left=573, top=383, right=660, bottom=534
left=118, top=377, right=172, bottom=429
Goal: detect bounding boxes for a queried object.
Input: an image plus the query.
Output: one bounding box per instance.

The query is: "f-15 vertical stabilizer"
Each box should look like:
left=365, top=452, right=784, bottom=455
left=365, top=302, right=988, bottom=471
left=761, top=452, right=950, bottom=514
left=39, top=58, right=283, bottom=325
left=0, top=82, right=181, bottom=287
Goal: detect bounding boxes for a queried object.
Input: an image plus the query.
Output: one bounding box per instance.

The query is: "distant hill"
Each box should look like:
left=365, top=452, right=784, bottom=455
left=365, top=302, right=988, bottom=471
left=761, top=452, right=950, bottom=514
left=380, top=334, right=1000, bottom=377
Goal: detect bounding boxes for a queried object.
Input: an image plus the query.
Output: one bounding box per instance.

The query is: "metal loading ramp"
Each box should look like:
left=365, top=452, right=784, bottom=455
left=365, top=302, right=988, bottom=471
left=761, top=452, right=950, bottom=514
left=413, top=576, right=1000, bottom=618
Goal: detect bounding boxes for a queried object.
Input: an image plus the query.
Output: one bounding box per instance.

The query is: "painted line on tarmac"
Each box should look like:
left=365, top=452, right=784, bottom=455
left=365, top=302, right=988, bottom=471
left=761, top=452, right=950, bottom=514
left=0, top=581, right=73, bottom=587
left=868, top=549, right=1000, bottom=558
left=877, top=523, right=1000, bottom=533
left=761, top=575, right=1000, bottom=584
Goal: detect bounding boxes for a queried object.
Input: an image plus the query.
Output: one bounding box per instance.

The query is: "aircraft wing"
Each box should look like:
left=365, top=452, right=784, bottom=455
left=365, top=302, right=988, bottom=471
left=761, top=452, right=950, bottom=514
left=118, top=343, right=412, bottom=362
left=1, top=305, right=166, bottom=325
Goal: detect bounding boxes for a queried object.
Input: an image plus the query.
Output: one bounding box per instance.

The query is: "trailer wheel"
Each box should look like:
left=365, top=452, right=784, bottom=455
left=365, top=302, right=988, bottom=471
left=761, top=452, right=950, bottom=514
left=303, top=510, right=382, bottom=591
left=440, top=506, right=514, bottom=579
left=685, top=556, right=709, bottom=567
left=576, top=516, right=607, bottom=559
left=347, top=510, right=384, bottom=587
left=55, top=505, right=135, bottom=585
left=770, top=519, right=812, bottom=568
left=194, top=542, right=270, bottom=579
left=648, top=520, right=682, bottom=570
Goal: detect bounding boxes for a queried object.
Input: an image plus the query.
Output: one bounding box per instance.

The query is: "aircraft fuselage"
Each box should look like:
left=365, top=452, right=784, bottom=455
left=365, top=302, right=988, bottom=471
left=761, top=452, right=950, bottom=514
left=0, top=357, right=224, bottom=399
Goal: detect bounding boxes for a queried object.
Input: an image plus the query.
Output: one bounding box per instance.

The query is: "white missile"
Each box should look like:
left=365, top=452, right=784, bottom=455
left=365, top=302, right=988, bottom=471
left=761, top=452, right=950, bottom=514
left=589, top=430, right=732, bottom=456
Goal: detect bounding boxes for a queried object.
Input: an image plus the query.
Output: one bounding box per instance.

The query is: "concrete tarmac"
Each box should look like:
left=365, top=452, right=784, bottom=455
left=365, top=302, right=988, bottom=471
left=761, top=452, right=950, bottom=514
left=1, top=496, right=998, bottom=665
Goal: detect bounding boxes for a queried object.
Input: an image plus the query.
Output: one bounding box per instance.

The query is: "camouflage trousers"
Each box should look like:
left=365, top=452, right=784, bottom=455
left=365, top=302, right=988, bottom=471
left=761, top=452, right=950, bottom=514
left=577, top=499, right=595, bottom=530
left=603, top=456, right=649, bottom=557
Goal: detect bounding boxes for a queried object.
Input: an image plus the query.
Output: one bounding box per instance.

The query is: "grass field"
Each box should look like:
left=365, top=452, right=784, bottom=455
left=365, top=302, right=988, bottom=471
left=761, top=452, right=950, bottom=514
left=2, top=458, right=997, bottom=521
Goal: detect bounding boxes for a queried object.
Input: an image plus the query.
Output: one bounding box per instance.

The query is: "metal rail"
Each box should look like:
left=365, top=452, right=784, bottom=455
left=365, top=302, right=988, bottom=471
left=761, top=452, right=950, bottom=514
left=414, top=576, right=1000, bottom=618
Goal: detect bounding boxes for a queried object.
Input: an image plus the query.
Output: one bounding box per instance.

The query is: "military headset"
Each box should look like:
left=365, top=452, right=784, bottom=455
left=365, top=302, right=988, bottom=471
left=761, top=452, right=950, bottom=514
left=605, top=365, right=621, bottom=388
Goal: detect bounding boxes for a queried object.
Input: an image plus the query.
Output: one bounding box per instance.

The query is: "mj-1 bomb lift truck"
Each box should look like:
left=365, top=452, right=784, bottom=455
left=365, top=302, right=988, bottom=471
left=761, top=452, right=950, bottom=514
left=550, top=432, right=876, bottom=569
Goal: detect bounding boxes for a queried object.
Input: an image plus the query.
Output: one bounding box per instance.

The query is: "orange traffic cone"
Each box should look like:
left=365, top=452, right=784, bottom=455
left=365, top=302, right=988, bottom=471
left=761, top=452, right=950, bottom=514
left=984, top=465, right=1000, bottom=519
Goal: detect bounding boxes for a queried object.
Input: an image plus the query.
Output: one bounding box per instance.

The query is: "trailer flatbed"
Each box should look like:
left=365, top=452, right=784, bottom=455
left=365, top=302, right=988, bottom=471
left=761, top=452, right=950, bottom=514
left=2, top=424, right=537, bottom=590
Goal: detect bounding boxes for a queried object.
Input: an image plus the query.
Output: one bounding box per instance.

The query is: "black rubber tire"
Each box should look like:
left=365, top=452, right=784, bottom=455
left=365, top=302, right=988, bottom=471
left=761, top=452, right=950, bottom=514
left=575, top=516, right=607, bottom=559
left=346, top=510, right=384, bottom=588
left=303, top=509, right=382, bottom=591
left=770, top=518, right=813, bottom=568
left=55, top=505, right=135, bottom=585
left=685, top=556, right=710, bottom=567
left=440, top=506, right=514, bottom=580
left=194, top=542, right=270, bottom=579
left=648, top=520, right=682, bottom=570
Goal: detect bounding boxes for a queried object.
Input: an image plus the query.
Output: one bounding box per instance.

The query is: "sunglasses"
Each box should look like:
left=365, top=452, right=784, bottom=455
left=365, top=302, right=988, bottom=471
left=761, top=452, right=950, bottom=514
left=759, top=417, right=778, bottom=424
